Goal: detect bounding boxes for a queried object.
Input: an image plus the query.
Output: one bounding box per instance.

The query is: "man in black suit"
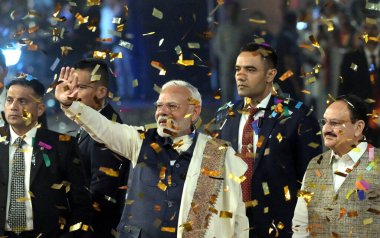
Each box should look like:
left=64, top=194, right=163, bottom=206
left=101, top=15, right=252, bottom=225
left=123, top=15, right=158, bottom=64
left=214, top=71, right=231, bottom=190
left=215, top=42, right=322, bottom=237
left=70, top=59, right=130, bottom=237
left=0, top=79, right=92, bottom=237
left=339, top=22, right=380, bottom=146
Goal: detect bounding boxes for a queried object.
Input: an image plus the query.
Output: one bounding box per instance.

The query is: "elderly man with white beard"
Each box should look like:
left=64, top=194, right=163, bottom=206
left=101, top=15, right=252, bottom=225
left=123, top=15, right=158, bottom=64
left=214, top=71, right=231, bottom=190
left=54, top=67, right=249, bottom=238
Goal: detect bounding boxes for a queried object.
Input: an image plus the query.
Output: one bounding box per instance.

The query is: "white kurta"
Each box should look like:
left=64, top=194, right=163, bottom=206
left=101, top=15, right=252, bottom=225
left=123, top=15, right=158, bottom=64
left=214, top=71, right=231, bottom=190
left=63, top=101, right=249, bottom=238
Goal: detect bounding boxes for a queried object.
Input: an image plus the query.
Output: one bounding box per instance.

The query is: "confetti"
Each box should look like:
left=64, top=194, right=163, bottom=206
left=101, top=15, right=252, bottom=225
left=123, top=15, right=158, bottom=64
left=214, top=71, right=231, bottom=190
left=219, top=211, right=232, bottom=218
left=74, top=13, right=89, bottom=25
left=350, top=63, right=358, bottom=71
left=245, top=200, right=258, bottom=208
left=150, top=142, right=161, bottom=153
left=276, top=133, right=283, bottom=142
left=99, top=167, right=119, bottom=177
left=297, top=190, right=313, bottom=205
left=284, top=186, right=291, bottom=201
left=87, top=0, right=101, bottom=6
left=60, top=46, right=73, bottom=56
left=309, top=35, right=320, bottom=48
left=363, top=218, right=373, bottom=225
left=305, top=77, right=317, bottom=85
left=201, top=167, right=221, bottom=177
left=96, top=38, right=113, bottom=42
left=43, top=153, right=51, bottom=167
left=187, top=42, right=200, bottom=49
left=279, top=70, right=293, bottom=81
left=157, top=180, right=167, bottom=191
left=152, top=8, right=163, bottom=19
left=38, top=141, right=52, bottom=150
left=159, top=166, right=166, bottom=180
left=315, top=169, right=322, bottom=177
left=161, top=227, right=176, bottom=232
left=119, top=40, right=133, bottom=50
left=249, top=18, right=266, bottom=24
left=59, top=134, right=71, bottom=141
left=308, top=142, right=320, bottom=149
left=50, top=58, right=60, bottom=71
left=93, top=51, right=107, bottom=59
left=22, top=109, right=33, bottom=126
left=262, top=182, right=270, bottom=195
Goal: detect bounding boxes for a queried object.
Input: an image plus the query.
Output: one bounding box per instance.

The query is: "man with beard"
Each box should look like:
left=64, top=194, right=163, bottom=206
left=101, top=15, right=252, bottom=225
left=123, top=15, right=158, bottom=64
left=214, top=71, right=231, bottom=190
left=292, top=94, right=380, bottom=237
left=54, top=70, right=249, bottom=238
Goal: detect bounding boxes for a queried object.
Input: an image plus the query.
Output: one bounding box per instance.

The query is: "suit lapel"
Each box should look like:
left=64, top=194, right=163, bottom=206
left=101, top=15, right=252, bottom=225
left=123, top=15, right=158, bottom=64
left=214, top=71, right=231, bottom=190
left=253, top=96, right=280, bottom=174
left=0, top=129, right=10, bottom=183
left=30, top=129, right=47, bottom=185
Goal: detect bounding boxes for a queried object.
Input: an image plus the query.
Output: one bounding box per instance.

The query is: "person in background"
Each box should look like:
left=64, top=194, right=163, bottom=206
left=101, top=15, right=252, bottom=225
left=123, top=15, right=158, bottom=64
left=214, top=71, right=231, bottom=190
left=0, top=79, right=92, bottom=238
left=216, top=42, right=322, bottom=237
left=0, top=50, right=8, bottom=126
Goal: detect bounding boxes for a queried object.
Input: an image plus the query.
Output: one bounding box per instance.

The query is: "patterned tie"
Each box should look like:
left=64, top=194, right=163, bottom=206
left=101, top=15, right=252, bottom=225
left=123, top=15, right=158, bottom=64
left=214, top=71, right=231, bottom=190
left=8, top=137, right=27, bottom=234
left=241, top=107, right=259, bottom=202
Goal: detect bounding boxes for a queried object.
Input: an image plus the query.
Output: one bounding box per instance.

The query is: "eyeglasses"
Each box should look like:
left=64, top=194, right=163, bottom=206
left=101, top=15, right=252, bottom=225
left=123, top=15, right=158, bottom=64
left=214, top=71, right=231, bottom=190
left=154, top=102, right=196, bottom=112
left=76, top=83, right=95, bottom=90
left=318, top=119, right=349, bottom=128
left=154, top=102, right=183, bottom=112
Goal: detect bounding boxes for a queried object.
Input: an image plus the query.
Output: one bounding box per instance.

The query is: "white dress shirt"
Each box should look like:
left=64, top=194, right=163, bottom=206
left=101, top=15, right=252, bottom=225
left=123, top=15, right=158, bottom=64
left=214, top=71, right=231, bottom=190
left=292, top=142, right=367, bottom=238
left=5, top=126, right=37, bottom=231
left=238, top=93, right=271, bottom=154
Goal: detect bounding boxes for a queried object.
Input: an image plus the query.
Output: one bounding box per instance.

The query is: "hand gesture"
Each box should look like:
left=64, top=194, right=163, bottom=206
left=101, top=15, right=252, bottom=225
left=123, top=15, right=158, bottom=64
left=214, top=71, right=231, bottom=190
left=55, top=67, right=78, bottom=107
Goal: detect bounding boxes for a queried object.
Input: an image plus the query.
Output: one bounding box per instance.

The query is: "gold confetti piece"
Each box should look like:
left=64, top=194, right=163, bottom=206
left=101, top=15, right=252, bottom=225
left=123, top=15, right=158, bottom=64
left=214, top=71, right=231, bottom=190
left=315, top=169, right=322, bottom=177
left=159, top=166, right=166, bottom=180
left=184, top=113, right=192, bottom=119
left=177, top=58, right=194, bottom=66
left=277, top=221, right=285, bottom=230
left=256, top=135, right=265, bottom=148
left=109, top=52, right=122, bottom=62
left=201, top=167, right=221, bottom=177
left=142, top=32, right=155, bottom=36
left=93, top=51, right=107, bottom=59
left=187, top=42, right=200, bottom=49
left=220, top=211, right=232, bottom=218
left=180, top=221, right=193, bottom=231
left=305, top=77, right=317, bottom=85
left=276, top=133, right=283, bottom=142
left=262, top=182, right=270, bottom=195
left=309, top=35, right=320, bottom=48
left=245, top=200, right=258, bottom=208
left=297, top=190, right=313, bottom=205
left=28, top=25, right=39, bottom=34
left=116, top=24, right=124, bottom=32
left=52, top=3, right=62, bottom=17
left=301, top=90, right=311, bottom=94
left=152, top=8, right=163, bottom=19
left=59, top=134, right=71, bottom=141
left=214, top=88, right=222, bottom=100
left=124, top=4, right=129, bottom=16
left=365, top=17, right=377, bottom=25
left=22, top=109, right=33, bottom=127
left=279, top=70, right=294, bottom=81
left=172, top=139, right=184, bottom=150
left=334, top=171, right=347, bottom=177
left=60, top=46, right=73, bottom=56
left=16, top=197, right=31, bottom=202
left=157, top=180, right=167, bottom=191
left=249, top=18, right=266, bottom=24
left=87, top=0, right=101, bottom=6
left=74, top=13, right=89, bottom=25
left=161, top=227, right=176, bottom=232
left=209, top=207, right=218, bottom=215
left=308, top=142, right=320, bottom=149
left=347, top=211, right=358, bottom=217
left=264, top=207, right=269, bottom=213
left=151, top=60, right=165, bottom=71
left=150, top=142, right=161, bottom=153
left=131, top=79, right=139, bottom=88
left=284, top=186, right=291, bottom=201
left=363, top=217, right=373, bottom=225
left=69, top=222, right=82, bottom=232
left=99, top=167, right=119, bottom=177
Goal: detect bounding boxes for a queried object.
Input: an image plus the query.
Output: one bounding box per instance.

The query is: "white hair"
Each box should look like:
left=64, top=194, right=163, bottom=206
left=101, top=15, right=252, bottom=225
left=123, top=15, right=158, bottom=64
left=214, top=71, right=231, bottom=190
left=161, top=80, right=202, bottom=106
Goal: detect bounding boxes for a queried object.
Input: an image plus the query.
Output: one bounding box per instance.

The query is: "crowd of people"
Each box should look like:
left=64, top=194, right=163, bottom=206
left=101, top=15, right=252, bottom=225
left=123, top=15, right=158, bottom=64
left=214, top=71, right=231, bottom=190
left=0, top=0, right=379, bottom=237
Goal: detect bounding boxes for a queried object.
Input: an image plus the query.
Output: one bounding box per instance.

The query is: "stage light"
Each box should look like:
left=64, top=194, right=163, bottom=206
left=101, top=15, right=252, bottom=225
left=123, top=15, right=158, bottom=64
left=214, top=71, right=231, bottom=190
left=1, top=47, right=22, bottom=66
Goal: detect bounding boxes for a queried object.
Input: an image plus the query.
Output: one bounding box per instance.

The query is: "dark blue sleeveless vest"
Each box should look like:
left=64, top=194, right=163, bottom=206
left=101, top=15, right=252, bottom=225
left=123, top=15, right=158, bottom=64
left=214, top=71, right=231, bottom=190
left=117, top=129, right=198, bottom=238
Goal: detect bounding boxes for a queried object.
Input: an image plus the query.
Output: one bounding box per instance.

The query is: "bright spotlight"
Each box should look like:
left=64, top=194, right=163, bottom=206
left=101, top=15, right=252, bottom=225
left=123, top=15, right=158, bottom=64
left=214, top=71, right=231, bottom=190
left=1, top=48, right=22, bottom=66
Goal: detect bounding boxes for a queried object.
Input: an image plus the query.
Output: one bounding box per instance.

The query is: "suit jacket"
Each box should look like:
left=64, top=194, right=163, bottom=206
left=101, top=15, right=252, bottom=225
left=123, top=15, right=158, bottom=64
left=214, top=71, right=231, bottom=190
left=339, top=46, right=380, bottom=100
left=0, top=127, right=92, bottom=237
left=77, top=103, right=130, bottom=237
left=217, top=95, right=322, bottom=238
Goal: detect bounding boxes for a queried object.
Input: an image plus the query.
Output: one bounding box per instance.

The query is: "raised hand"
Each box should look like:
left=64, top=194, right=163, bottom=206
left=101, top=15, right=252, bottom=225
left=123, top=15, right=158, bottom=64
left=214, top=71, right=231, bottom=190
left=55, top=67, right=79, bottom=107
